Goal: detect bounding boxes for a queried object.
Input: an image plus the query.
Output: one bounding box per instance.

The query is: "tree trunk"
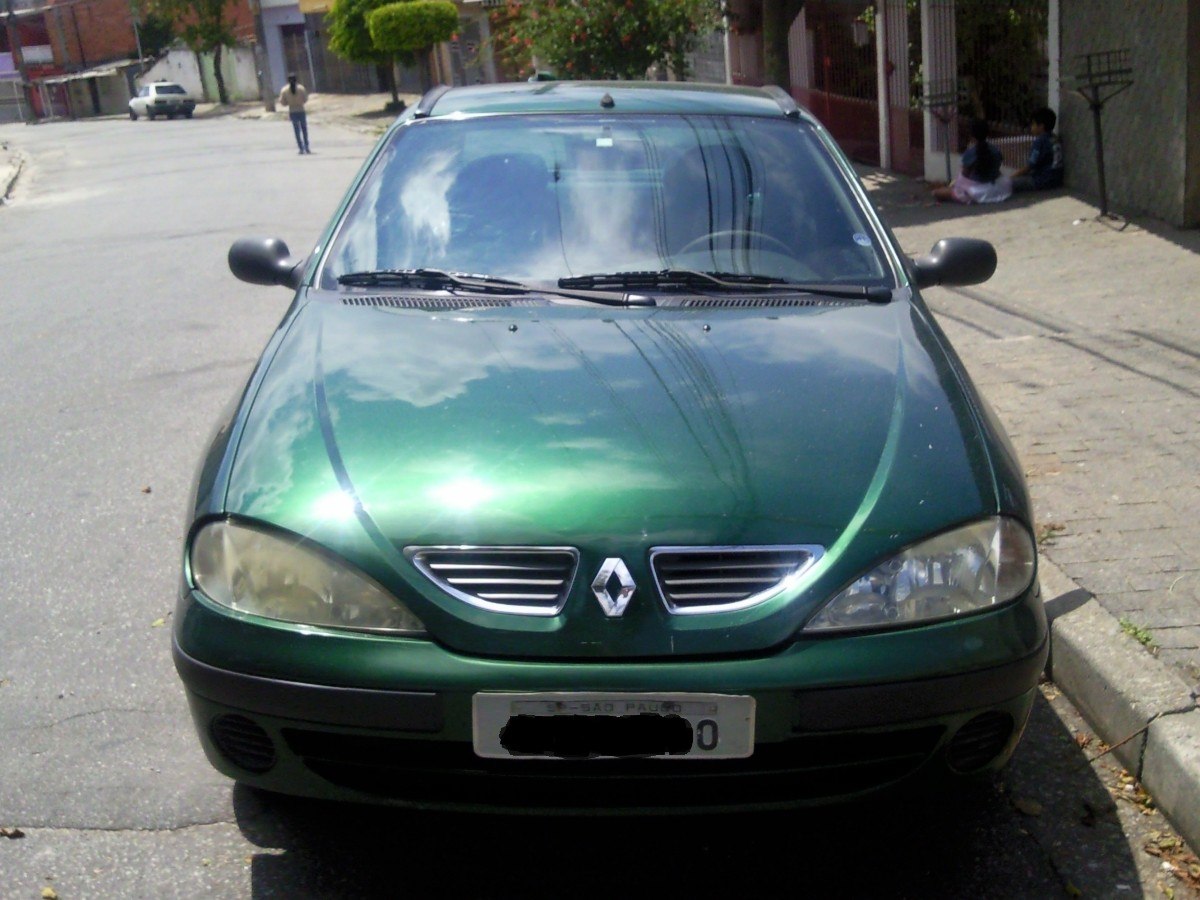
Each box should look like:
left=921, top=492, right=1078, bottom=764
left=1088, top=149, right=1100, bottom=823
left=213, top=43, right=229, bottom=105
left=762, top=0, right=806, bottom=89
left=388, top=58, right=400, bottom=105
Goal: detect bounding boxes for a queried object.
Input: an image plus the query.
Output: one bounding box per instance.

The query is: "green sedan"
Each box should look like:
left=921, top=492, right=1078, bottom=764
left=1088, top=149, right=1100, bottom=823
left=174, top=81, right=1046, bottom=812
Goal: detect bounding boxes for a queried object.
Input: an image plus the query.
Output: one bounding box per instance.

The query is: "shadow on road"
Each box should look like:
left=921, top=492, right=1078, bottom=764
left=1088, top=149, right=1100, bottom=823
left=228, top=691, right=1141, bottom=898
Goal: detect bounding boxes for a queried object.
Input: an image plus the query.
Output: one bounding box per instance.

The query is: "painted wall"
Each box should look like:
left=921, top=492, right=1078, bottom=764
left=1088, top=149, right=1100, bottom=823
left=263, top=4, right=306, bottom=97
left=199, top=45, right=260, bottom=101
left=1060, top=0, right=1199, bottom=226
left=139, top=49, right=204, bottom=96
left=65, top=71, right=130, bottom=117
left=139, top=47, right=261, bottom=102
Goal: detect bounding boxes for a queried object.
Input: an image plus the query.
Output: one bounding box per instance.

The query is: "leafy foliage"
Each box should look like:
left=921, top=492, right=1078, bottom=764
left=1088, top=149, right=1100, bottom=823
left=328, top=0, right=396, bottom=65
left=136, top=11, right=178, bottom=59
left=147, top=0, right=237, bottom=103
left=491, top=0, right=723, bottom=80
left=367, top=1, right=458, bottom=60
left=149, top=0, right=236, bottom=54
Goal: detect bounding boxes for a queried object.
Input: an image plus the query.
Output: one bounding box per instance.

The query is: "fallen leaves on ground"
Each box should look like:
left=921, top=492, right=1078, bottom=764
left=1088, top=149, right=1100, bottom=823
left=41, top=888, right=58, bottom=900
left=1145, top=831, right=1200, bottom=893
left=0, top=827, right=24, bottom=838
left=1036, top=521, right=1066, bottom=545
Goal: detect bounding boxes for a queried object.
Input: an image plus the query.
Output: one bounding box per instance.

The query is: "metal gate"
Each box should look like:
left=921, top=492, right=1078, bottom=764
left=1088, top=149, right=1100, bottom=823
left=926, top=0, right=1051, bottom=169
left=0, top=79, right=27, bottom=123
left=953, top=0, right=1049, bottom=168
left=785, top=0, right=925, bottom=174
left=792, top=1, right=881, bottom=165
left=281, top=17, right=381, bottom=94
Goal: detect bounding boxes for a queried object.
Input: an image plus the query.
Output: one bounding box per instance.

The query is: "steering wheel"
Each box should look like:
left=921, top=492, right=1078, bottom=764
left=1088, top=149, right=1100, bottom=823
left=679, top=229, right=794, bottom=258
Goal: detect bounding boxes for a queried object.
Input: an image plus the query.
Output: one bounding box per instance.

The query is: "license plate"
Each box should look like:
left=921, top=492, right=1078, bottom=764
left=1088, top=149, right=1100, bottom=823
left=472, top=692, right=755, bottom=760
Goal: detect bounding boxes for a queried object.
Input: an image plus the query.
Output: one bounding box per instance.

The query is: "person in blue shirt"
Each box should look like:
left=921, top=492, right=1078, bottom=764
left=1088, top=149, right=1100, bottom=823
left=1013, top=107, right=1064, bottom=191
left=932, top=118, right=1012, bottom=204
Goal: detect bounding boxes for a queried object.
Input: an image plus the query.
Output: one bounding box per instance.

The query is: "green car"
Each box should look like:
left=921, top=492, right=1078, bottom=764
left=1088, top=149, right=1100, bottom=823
left=175, top=82, right=1046, bottom=812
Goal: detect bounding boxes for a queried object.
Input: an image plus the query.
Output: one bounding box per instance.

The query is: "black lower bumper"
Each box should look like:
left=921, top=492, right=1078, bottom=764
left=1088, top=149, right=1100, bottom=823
left=174, top=635, right=1047, bottom=812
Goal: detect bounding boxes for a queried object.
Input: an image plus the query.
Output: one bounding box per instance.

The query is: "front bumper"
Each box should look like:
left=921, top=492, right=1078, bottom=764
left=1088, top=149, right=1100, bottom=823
left=173, top=587, right=1048, bottom=812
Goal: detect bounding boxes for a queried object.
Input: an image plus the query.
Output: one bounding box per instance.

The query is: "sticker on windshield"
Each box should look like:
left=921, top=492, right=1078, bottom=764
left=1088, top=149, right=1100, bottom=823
left=853, top=232, right=872, bottom=247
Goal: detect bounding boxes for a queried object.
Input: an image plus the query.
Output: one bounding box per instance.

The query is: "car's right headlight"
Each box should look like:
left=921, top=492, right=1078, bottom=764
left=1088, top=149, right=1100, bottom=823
left=189, top=519, right=426, bottom=634
left=803, top=517, right=1036, bottom=632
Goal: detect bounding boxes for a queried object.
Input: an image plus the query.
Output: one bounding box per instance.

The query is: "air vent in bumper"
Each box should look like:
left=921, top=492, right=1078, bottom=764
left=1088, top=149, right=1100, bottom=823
left=211, top=714, right=276, bottom=774
left=650, top=545, right=824, bottom=614
left=407, top=546, right=579, bottom=616
left=946, top=711, right=1014, bottom=772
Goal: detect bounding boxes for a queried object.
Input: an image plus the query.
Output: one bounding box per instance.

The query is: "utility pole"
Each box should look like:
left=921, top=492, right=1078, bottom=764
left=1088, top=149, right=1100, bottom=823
left=247, top=0, right=275, bottom=111
left=129, top=0, right=144, bottom=72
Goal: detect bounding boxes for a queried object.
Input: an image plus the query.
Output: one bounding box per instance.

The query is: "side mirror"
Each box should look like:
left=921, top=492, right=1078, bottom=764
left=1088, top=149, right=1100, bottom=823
left=228, top=237, right=306, bottom=288
left=910, top=238, right=997, bottom=289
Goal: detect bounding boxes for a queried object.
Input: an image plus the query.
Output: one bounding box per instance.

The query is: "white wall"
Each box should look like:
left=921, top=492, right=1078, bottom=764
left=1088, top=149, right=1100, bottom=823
left=263, top=4, right=306, bottom=97
left=139, top=46, right=261, bottom=103
left=139, top=49, right=204, bottom=96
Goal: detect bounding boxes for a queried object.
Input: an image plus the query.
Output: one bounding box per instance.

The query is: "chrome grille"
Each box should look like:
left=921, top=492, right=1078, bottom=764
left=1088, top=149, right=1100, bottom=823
left=407, top=547, right=578, bottom=616
left=650, top=545, right=823, bottom=615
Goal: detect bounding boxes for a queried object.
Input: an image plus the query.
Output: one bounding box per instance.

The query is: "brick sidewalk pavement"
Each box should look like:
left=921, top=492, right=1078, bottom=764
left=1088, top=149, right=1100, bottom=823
left=861, top=167, right=1200, bottom=682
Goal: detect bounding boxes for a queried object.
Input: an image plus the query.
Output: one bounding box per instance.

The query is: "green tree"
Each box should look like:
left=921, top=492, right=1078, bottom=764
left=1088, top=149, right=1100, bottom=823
left=134, top=9, right=178, bottom=60
left=367, top=1, right=459, bottom=92
left=328, top=0, right=404, bottom=105
left=494, top=0, right=723, bottom=81
left=149, top=0, right=237, bottom=104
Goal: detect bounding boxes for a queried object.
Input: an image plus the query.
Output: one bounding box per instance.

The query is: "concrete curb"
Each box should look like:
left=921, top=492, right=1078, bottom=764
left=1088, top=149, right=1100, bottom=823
left=1042, top=556, right=1200, bottom=852
left=1, top=145, right=23, bottom=203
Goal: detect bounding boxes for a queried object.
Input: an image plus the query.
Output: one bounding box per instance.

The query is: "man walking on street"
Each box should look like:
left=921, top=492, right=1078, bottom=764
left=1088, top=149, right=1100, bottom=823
left=279, top=73, right=311, bottom=154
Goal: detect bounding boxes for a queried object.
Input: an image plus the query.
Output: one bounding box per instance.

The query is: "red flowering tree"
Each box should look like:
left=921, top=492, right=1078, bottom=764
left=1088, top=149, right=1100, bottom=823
left=492, top=0, right=722, bottom=81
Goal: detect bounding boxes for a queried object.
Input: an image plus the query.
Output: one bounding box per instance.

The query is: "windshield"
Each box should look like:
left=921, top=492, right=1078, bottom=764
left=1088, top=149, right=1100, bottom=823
left=319, top=114, right=891, bottom=290
left=156, top=84, right=187, bottom=94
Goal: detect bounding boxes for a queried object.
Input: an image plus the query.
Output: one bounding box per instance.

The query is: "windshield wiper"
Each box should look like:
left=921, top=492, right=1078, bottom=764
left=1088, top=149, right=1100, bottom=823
left=560, top=270, right=893, bottom=302
left=338, top=267, right=655, bottom=307
left=337, top=268, right=530, bottom=293
left=560, top=269, right=754, bottom=292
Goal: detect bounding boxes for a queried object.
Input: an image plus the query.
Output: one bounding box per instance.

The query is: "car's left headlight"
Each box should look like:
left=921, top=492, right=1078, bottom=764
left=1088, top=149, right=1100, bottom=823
left=803, top=517, right=1035, bottom=632
left=189, top=519, right=426, bottom=634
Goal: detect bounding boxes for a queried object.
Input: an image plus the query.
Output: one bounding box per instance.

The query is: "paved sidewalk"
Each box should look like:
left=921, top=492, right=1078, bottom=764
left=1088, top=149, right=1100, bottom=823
left=862, top=167, right=1200, bottom=853
left=861, top=167, right=1200, bottom=684
left=195, top=91, right=418, bottom=138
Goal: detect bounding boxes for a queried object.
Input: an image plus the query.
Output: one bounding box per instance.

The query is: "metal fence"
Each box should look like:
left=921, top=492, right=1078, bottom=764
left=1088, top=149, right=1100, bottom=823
left=281, top=17, right=383, bottom=95
left=0, top=79, right=27, bottom=124
left=951, top=0, right=1049, bottom=168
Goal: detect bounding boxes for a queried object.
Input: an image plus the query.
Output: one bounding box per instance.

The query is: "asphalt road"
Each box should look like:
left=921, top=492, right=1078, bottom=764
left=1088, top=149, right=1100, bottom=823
left=0, top=114, right=1192, bottom=898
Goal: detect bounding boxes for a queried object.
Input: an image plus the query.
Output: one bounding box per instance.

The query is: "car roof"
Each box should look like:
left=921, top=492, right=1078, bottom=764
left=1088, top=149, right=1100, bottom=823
left=418, top=81, right=809, bottom=120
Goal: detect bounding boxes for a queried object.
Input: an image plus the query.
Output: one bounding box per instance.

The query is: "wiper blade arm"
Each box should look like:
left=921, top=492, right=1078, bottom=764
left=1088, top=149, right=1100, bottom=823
left=560, top=270, right=892, bottom=302
left=338, top=268, right=654, bottom=306
left=560, top=269, right=753, bottom=291
left=337, top=268, right=529, bottom=293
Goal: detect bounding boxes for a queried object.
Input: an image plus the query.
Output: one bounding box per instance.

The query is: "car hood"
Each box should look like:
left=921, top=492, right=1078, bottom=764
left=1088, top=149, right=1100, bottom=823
left=225, top=296, right=1000, bottom=658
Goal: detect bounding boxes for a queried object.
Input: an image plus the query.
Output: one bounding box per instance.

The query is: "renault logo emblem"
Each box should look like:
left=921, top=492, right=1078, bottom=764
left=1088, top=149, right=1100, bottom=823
left=591, top=558, right=636, bottom=617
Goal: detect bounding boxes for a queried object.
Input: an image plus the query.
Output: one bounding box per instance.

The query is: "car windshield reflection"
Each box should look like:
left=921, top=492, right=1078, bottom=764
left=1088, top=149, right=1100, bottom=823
left=319, top=114, right=891, bottom=291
